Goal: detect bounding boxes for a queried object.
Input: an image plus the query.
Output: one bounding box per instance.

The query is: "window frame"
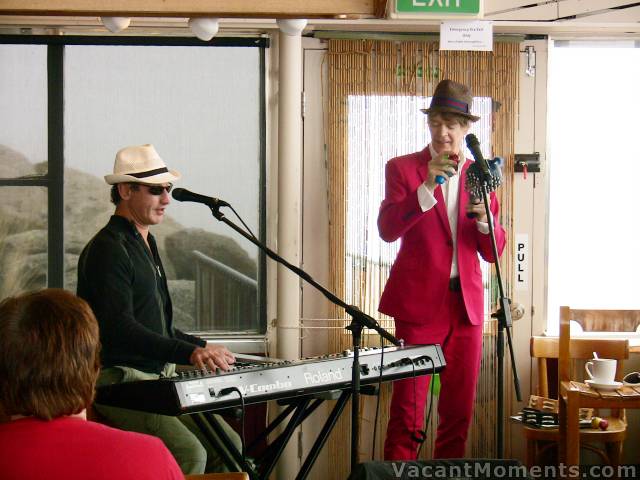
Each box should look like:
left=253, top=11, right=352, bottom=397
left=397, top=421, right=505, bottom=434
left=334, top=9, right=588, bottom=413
left=0, top=34, right=269, bottom=335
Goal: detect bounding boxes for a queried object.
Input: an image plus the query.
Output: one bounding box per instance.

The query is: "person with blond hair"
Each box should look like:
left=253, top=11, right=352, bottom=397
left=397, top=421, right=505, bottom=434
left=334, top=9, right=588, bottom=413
left=0, top=288, right=183, bottom=480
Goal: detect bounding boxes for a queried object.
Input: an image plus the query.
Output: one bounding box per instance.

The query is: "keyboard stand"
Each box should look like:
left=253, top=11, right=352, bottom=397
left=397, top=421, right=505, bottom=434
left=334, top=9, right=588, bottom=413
left=191, top=389, right=351, bottom=480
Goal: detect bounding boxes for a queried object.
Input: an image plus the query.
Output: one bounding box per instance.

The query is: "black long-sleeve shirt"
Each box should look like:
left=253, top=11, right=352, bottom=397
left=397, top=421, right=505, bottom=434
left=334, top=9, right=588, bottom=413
left=77, top=215, right=205, bottom=374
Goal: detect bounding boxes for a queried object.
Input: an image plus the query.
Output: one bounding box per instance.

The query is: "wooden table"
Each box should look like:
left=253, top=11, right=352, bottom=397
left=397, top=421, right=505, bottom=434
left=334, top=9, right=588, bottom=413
left=556, top=308, right=640, bottom=473
left=560, top=381, right=640, bottom=468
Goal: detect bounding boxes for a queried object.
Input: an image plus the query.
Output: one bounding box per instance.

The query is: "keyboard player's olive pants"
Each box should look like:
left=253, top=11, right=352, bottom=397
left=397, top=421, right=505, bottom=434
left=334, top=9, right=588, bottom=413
left=95, top=365, right=241, bottom=475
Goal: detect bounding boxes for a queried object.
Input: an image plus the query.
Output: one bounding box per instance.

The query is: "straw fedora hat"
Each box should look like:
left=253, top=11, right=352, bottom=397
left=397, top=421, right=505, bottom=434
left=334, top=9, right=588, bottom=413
left=420, top=79, right=480, bottom=122
left=104, top=144, right=181, bottom=185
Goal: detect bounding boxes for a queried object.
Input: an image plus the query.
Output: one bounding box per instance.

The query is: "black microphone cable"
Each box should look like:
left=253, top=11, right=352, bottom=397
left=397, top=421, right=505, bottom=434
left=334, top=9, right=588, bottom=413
left=371, top=339, right=386, bottom=460
left=416, top=357, right=436, bottom=458
left=409, top=358, right=427, bottom=447
left=228, top=205, right=258, bottom=242
left=218, top=386, right=247, bottom=464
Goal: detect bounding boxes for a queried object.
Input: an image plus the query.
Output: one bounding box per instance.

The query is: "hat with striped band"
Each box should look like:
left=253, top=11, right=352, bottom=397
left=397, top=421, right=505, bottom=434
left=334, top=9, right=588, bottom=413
left=104, top=144, right=181, bottom=185
left=420, top=79, right=480, bottom=122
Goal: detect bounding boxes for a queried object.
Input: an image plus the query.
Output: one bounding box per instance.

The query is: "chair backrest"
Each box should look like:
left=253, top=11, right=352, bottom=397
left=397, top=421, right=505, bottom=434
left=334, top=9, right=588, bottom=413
left=530, top=336, right=556, bottom=398
left=558, top=306, right=630, bottom=385
left=558, top=306, right=630, bottom=418
left=569, top=309, right=640, bottom=332
left=531, top=335, right=629, bottom=398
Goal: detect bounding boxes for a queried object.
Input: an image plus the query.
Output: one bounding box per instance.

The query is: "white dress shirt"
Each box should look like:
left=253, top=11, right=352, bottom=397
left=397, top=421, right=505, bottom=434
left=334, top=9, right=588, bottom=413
left=416, top=144, right=489, bottom=279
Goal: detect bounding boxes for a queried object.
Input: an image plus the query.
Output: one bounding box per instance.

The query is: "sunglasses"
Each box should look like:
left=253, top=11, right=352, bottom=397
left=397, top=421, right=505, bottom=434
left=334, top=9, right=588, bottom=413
left=137, top=183, right=173, bottom=195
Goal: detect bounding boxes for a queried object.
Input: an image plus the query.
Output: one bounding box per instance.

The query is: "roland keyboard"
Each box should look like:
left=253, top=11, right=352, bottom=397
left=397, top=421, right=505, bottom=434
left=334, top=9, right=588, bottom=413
left=95, top=344, right=445, bottom=416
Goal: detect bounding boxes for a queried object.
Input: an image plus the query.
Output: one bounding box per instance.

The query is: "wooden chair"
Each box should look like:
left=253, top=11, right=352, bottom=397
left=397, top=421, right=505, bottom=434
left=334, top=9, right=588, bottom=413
left=557, top=306, right=639, bottom=470
left=524, top=334, right=628, bottom=467
left=569, top=309, right=640, bottom=333
left=185, top=474, right=249, bottom=480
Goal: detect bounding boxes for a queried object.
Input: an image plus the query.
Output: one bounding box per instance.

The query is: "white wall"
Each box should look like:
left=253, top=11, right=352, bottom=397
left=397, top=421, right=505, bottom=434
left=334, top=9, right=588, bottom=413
left=300, top=37, right=332, bottom=480
left=510, top=38, right=550, bottom=461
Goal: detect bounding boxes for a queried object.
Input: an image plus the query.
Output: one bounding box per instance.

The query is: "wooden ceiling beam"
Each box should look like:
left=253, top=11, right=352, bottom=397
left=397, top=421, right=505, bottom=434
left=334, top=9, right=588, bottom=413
left=374, top=0, right=389, bottom=19
left=0, top=0, right=378, bottom=19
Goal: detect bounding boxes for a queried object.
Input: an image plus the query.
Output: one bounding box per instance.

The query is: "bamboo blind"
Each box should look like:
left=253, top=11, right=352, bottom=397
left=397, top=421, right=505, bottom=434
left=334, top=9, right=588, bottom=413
left=325, top=39, right=519, bottom=477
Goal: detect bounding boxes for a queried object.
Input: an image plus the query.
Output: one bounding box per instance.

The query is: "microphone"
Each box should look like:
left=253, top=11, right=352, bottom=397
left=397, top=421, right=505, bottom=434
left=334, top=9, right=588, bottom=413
left=465, top=134, right=490, bottom=177
left=464, top=143, right=503, bottom=219
left=172, top=188, right=229, bottom=208
left=435, top=153, right=459, bottom=185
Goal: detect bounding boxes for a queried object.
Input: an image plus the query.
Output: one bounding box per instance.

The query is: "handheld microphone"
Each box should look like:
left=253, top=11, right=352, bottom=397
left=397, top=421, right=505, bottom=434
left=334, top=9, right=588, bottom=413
left=435, top=153, right=459, bottom=185
left=172, top=188, right=229, bottom=208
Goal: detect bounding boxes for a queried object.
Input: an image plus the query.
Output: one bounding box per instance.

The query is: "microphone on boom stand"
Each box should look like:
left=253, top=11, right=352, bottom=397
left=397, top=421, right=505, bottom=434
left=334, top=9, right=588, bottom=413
left=463, top=134, right=503, bottom=219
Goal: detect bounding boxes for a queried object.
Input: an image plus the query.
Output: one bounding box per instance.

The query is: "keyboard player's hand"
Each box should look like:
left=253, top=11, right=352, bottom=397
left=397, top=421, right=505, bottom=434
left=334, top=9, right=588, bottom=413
left=190, top=344, right=236, bottom=372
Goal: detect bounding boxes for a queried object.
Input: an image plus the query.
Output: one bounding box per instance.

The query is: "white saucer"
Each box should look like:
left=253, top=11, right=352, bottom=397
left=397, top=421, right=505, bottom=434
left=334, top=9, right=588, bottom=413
left=585, top=379, right=623, bottom=390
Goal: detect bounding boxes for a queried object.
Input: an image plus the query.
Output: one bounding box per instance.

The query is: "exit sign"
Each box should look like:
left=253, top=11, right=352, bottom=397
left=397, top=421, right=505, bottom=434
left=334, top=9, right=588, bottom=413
left=394, top=0, right=482, bottom=17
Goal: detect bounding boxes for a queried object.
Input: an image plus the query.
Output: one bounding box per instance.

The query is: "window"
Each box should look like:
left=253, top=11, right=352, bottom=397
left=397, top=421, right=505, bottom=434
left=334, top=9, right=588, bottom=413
left=0, top=44, right=49, bottom=298
left=0, top=38, right=267, bottom=335
left=547, top=41, right=640, bottom=333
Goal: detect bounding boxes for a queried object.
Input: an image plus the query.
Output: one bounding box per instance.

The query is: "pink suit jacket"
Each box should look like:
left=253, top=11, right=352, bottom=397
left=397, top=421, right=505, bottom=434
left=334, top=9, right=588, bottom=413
left=378, top=147, right=506, bottom=326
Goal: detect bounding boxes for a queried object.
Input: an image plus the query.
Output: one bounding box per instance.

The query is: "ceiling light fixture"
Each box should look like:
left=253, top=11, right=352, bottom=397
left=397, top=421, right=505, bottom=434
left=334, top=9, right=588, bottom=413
left=100, top=17, right=131, bottom=33
left=188, top=18, right=220, bottom=41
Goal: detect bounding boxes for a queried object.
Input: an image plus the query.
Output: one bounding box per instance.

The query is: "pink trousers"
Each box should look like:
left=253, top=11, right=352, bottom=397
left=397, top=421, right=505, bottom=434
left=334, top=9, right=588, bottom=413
left=383, top=289, right=483, bottom=460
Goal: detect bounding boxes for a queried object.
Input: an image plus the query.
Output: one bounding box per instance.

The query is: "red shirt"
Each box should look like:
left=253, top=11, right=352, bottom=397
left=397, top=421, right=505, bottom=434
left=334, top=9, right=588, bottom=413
left=0, top=416, right=183, bottom=480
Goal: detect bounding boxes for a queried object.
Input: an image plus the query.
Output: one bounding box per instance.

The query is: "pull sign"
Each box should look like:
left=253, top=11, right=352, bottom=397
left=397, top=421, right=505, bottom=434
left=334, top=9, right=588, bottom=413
left=515, top=234, right=529, bottom=292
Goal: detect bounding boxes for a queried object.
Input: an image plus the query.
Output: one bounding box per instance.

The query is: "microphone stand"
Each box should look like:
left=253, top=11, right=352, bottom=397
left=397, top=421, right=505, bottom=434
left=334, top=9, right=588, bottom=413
left=477, top=172, right=522, bottom=459
left=206, top=204, right=401, bottom=473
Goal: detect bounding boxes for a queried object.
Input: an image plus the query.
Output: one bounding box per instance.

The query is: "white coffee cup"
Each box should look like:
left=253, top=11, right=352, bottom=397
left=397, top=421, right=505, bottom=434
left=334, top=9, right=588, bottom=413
left=585, top=358, right=617, bottom=384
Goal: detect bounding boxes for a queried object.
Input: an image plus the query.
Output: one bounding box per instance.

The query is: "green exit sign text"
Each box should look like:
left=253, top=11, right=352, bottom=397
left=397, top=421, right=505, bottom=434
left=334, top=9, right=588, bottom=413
left=397, top=0, right=481, bottom=14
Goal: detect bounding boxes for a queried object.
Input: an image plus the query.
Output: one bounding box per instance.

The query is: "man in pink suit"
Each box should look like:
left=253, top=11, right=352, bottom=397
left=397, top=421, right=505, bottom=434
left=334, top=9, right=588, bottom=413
left=379, top=79, right=506, bottom=460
